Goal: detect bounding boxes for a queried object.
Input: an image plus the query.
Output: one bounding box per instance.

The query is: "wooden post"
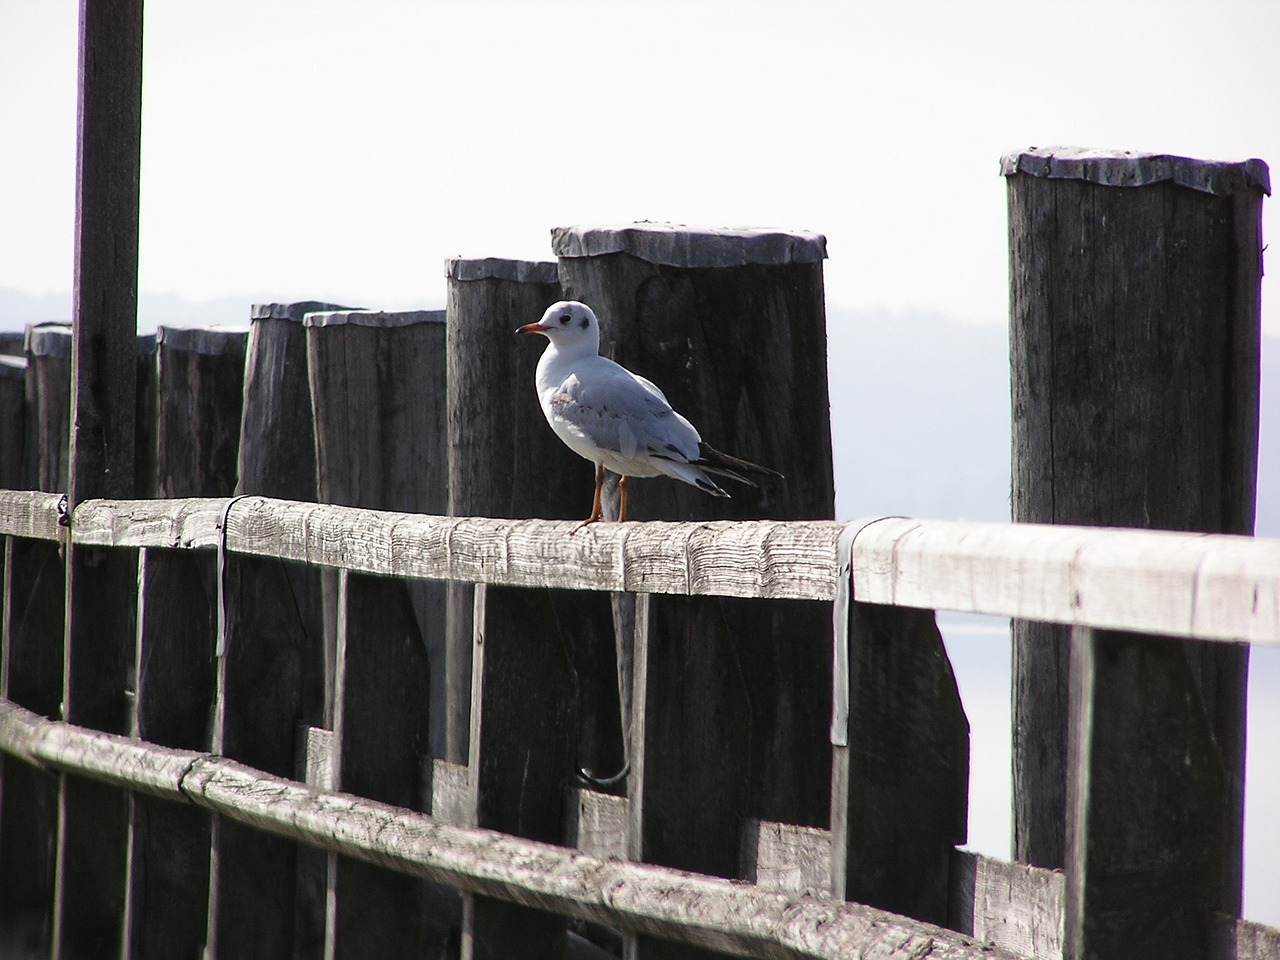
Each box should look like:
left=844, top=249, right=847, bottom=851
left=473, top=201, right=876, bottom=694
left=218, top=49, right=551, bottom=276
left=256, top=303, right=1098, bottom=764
left=233, top=300, right=353, bottom=954
left=445, top=257, right=623, bottom=792
left=306, top=308, right=449, bottom=752
left=555, top=224, right=836, bottom=956
left=54, top=1, right=144, bottom=956
left=23, top=324, right=73, bottom=492
left=464, top=583, right=577, bottom=960
left=124, top=325, right=247, bottom=960
left=829, top=602, right=969, bottom=925
left=0, top=533, right=65, bottom=956
left=323, top=569, right=436, bottom=959
left=1005, top=147, right=1269, bottom=954
left=0, top=354, right=24, bottom=491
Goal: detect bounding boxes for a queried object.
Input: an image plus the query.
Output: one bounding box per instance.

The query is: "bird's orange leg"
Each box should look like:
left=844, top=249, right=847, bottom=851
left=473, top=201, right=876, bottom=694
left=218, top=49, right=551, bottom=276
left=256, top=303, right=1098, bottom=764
left=573, top=464, right=606, bottom=532
left=619, top=474, right=629, bottom=522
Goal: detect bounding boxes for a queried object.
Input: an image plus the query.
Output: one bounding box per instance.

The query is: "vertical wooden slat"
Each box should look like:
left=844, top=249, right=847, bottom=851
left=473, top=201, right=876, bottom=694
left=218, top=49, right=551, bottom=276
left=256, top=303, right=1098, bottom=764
left=323, top=568, right=437, bottom=959
left=239, top=300, right=350, bottom=952
left=206, top=543, right=311, bottom=959
left=52, top=0, right=144, bottom=955
left=1065, top=627, right=1228, bottom=959
left=462, top=582, right=575, bottom=960
left=0, top=535, right=65, bottom=957
left=123, top=326, right=247, bottom=960
left=1005, top=149, right=1267, bottom=931
left=23, top=324, right=73, bottom=493
left=625, top=591, right=743, bottom=960
left=829, top=601, right=968, bottom=925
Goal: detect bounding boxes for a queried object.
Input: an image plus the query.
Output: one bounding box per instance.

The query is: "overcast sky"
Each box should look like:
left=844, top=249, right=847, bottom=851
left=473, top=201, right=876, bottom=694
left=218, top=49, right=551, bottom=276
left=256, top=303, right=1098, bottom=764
left=3, top=0, right=1278, bottom=929
left=1, top=1, right=1277, bottom=333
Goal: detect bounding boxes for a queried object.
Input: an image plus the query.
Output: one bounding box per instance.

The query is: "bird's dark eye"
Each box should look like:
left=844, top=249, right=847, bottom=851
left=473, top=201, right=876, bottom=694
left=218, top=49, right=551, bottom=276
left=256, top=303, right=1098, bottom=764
left=559, top=314, right=571, bottom=325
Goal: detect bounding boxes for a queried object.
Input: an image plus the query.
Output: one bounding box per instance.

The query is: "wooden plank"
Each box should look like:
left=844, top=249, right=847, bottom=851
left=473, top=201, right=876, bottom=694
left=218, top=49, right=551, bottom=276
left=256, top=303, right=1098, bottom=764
left=325, top=569, right=435, bottom=959
left=5, top=493, right=1280, bottom=644
left=464, top=582, right=575, bottom=959
left=0, top=491, right=63, bottom=540
left=949, top=850, right=1064, bottom=959
left=566, top=788, right=627, bottom=861
left=0, top=699, right=1023, bottom=960
left=739, top=820, right=831, bottom=898
left=830, top=602, right=968, bottom=926
left=1064, top=627, right=1229, bottom=959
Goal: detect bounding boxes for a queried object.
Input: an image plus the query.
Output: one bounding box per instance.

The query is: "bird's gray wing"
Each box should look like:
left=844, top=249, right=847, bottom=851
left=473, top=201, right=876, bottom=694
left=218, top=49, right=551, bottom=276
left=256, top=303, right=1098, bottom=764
left=549, top=363, right=702, bottom=462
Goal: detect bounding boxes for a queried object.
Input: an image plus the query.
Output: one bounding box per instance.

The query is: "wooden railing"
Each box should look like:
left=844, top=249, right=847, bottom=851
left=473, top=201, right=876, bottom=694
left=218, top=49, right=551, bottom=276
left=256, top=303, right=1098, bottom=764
left=2, top=490, right=1278, bottom=959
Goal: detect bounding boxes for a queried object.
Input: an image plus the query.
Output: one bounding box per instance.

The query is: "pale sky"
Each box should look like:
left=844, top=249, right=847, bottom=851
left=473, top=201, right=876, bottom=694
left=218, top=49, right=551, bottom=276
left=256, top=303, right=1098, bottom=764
left=2, top=1, right=1277, bottom=332
left=2, top=0, right=1279, bottom=930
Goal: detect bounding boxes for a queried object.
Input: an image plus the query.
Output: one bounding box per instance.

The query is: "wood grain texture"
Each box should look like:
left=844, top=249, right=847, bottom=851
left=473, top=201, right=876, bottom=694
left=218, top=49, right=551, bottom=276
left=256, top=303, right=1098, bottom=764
left=740, top=820, right=832, bottom=898
left=949, top=851, right=1064, bottom=959
left=5, top=493, right=1280, bottom=643
left=0, top=699, right=1023, bottom=960
left=23, top=325, right=72, bottom=493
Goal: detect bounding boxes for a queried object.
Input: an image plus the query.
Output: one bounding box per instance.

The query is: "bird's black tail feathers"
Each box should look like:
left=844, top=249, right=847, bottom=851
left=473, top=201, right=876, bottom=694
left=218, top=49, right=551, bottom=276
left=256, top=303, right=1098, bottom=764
left=695, top=443, right=785, bottom=488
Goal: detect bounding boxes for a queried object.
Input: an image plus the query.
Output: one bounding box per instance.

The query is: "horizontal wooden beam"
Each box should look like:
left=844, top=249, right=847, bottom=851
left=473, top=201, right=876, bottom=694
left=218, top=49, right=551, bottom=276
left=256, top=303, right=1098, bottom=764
left=1, top=492, right=1278, bottom=643
left=0, top=698, right=1007, bottom=960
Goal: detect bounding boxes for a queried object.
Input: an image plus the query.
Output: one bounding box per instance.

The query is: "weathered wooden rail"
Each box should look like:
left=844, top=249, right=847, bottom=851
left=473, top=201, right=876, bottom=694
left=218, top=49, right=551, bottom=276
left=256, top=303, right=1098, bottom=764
left=2, top=490, right=1279, bottom=959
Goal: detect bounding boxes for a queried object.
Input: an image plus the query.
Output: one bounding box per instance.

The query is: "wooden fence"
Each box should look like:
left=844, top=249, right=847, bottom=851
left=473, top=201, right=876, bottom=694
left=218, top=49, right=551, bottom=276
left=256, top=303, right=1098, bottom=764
left=1, top=490, right=1279, bottom=959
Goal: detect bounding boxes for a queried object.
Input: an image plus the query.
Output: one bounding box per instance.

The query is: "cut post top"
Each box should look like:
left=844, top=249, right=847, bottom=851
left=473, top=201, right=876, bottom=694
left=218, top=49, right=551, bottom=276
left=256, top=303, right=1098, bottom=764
left=551, top=222, right=828, bottom=268
left=24, top=322, right=73, bottom=358
left=302, top=308, right=446, bottom=329
left=444, top=257, right=560, bottom=285
left=155, top=325, right=250, bottom=355
left=1001, top=146, right=1271, bottom=197
left=250, top=301, right=362, bottom=323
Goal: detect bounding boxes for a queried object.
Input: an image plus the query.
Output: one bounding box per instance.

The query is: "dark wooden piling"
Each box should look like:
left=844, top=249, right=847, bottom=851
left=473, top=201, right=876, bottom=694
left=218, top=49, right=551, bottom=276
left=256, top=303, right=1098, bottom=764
left=306, top=308, right=449, bottom=749
left=0, top=355, right=24, bottom=491
left=555, top=224, right=844, bottom=955
left=324, top=569, right=436, bottom=958
left=234, top=300, right=353, bottom=953
left=446, top=258, right=603, bottom=956
left=124, top=325, right=247, bottom=960
left=23, top=325, right=72, bottom=492
left=53, top=1, right=144, bottom=954
left=1004, top=147, right=1269, bottom=957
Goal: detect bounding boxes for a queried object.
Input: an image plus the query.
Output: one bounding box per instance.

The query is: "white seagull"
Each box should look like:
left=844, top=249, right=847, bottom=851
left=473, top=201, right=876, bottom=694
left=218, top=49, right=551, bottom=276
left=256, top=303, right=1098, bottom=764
left=517, top=300, right=781, bottom=525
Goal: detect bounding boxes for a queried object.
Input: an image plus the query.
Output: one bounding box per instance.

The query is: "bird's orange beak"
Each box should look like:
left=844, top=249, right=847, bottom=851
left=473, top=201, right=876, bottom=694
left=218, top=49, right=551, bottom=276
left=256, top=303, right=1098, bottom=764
left=516, top=322, right=547, bottom=336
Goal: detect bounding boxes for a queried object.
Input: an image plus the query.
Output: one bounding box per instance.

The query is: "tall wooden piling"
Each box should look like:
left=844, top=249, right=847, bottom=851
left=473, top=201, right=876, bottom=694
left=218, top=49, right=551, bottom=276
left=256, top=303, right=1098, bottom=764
left=125, top=325, right=247, bottom=960
left=305, top=308, right=450, bottom=956
left=445, top=257, right=603, bottom=956
left=53, top=1, right=145, bottom=955
left=554, top=224, right=850, bottom=953
left=1004, top=147, right=1269, bottom=957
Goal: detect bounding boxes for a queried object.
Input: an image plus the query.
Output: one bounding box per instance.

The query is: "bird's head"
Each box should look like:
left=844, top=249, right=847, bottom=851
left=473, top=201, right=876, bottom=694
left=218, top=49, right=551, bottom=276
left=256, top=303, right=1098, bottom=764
left=516, top=300, right=601, bottom=354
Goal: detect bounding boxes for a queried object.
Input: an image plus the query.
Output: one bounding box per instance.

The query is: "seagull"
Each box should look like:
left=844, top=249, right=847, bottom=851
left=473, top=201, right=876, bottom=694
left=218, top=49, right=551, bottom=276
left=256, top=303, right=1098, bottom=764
left=517, top=300, right=782, bottom=525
